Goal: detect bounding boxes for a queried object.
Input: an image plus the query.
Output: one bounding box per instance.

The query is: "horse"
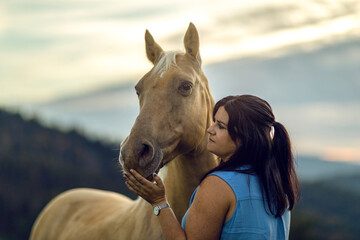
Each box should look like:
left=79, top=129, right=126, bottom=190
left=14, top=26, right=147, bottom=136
left=30, top=22, right=218, bottom=240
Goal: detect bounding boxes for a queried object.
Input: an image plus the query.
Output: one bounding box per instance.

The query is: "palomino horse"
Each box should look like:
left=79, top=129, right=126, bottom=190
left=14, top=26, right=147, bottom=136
left=30, top=23, right=218, bottom=240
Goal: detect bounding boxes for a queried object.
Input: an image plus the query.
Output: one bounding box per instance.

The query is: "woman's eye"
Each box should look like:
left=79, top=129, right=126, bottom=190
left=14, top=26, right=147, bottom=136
left=218, top=123, right=225, bottom=129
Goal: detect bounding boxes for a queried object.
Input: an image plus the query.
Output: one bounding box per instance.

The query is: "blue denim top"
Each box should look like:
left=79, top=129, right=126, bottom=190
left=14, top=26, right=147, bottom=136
left=181, top=168, right=290, bottom=240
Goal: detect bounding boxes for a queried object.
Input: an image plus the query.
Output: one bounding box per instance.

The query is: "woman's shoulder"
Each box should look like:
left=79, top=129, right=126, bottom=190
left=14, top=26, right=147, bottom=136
left=208, top=165, right=253, bottom=180
left=207, top=168, right=262, bottom=198
left=200, top=174, right=232, bottom=191
left=194, top=174, right=235, bottom=210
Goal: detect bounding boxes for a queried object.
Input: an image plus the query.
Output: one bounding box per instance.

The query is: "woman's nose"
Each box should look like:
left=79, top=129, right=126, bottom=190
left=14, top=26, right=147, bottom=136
left=207, top=124, right=214, bottom=134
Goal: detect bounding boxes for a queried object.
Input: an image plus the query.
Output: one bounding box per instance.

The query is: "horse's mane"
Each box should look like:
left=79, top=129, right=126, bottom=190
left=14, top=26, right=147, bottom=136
left=151, top=51, right=182, bottom=76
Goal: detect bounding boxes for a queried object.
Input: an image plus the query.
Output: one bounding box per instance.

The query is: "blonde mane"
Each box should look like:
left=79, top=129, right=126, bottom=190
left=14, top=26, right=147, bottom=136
left=151, top=51, right=182, bottom=77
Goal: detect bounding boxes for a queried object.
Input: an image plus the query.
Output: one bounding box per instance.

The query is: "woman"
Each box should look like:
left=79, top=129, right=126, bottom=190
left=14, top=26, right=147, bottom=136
left=124, top=95, right=300, bottom=240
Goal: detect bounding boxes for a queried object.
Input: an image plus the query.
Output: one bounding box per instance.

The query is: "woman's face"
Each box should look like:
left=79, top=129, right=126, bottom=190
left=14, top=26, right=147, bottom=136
left=207, top=106, right=239, bottom=161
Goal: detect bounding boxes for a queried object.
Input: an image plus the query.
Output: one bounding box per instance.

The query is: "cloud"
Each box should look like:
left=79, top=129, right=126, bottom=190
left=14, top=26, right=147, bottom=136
left=2, top=0, right=360, bottom=106
left=158, top=1, right=360, bottom=63
left=324, top=147, right=360, bottom=162
left=0, top=5, right=8, bottom=35
left=214, top=0, right=360, bottom=34
left=0, top=1, right=163, bottom=104
left=0, top=40, right=147, bottom=104
left=275, top=102, right=360, bottom=161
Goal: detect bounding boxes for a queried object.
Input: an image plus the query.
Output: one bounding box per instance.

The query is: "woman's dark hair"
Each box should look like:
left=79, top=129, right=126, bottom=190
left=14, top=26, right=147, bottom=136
left=205, top=95, right=300, bottom=217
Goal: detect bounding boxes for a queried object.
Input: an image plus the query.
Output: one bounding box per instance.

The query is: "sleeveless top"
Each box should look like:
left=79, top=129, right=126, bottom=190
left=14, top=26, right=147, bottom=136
left=181, top=168, right=290, bottom=240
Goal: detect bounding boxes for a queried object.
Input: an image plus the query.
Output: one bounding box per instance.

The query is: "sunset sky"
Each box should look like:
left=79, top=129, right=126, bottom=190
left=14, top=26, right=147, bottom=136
left=1, top=0, right=359, bottom=104
left=0, top=0, right=359, bottom=163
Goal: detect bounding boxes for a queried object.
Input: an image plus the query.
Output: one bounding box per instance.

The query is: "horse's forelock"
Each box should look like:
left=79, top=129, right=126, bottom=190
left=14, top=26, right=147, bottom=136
left=151, top=51, right=182, bottom=76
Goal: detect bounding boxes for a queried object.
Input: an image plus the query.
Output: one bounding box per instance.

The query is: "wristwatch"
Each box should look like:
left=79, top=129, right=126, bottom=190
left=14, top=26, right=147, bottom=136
left=153, top=203, right=170, bottom=216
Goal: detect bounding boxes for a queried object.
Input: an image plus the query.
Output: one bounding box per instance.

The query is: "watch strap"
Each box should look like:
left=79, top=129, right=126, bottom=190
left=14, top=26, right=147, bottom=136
left=158, top=203, right=170, bottom=210
left=153, top=203, right=170, bottom=216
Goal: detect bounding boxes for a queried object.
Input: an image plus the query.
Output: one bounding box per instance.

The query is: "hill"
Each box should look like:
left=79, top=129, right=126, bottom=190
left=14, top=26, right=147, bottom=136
left=0, top=109, right=135, bottom=240
left=295, top=155, right=360, bottom=182
left=291, top=175, right=360, bottom=240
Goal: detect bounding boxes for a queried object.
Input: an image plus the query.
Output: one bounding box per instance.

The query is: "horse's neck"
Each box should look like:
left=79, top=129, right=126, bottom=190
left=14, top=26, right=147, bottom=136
left=163, top=146, right=218, bottom=221
left=120, top=150, right=216, bottom=239
left=163, top=88, right=217, bottom=221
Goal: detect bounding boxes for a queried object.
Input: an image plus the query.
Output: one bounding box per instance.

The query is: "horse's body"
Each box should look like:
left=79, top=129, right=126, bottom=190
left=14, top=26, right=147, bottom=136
left=30, top=23, right=218, bottom=240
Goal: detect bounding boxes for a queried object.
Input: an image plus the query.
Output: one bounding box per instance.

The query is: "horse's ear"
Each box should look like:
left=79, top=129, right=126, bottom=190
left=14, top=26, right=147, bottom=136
left=145, top=30, right=164, bottom=64
left=184, top=22, right=201, bottom=65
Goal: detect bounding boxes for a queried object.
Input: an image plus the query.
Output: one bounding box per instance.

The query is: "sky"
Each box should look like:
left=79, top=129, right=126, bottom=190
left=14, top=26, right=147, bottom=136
left=1, top=0, right=359, bottom=104
left=0, top=0, right=359, bottom=163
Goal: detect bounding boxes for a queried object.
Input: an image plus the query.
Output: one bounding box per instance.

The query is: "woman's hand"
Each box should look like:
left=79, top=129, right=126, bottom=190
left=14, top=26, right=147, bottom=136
left=124, top=169, right=167, bottom=206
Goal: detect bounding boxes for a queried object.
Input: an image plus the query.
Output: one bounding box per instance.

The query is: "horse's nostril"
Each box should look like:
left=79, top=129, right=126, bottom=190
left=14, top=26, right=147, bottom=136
left=141, top=144, right=149, bottom=158
left=139, top=143, right=154, bottom=168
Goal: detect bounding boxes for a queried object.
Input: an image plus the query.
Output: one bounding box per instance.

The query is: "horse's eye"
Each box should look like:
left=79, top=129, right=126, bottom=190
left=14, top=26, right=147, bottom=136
left=178, top=81, right=193, bottom=96
left=182, top=84, right=191, bottom=91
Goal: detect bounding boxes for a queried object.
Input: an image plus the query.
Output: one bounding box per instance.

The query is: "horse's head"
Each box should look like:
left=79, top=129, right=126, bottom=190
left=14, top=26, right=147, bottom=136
left=119, top=23, right=213, bottom=179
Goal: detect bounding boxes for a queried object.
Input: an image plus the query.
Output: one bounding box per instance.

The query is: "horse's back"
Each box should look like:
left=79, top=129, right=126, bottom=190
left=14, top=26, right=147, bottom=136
left=30, top=188, right=133, bottom=240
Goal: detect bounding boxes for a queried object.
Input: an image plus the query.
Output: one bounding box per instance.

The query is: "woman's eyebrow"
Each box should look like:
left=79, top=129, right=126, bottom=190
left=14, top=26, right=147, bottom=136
left=216, top=120, right=228, bottom=126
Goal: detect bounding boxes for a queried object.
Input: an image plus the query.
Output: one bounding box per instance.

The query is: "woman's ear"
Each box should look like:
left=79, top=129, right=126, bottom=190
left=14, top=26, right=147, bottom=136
left=236, top=138, right=242, bottom=148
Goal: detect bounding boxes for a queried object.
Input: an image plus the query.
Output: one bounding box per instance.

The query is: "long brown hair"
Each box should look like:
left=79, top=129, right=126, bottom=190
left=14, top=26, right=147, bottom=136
left=205, top=95, right=300, bottom=217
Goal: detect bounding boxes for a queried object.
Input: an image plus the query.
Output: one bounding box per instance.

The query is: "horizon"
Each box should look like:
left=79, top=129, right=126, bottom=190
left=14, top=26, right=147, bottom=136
left=3, top=105, right=360, bottom=166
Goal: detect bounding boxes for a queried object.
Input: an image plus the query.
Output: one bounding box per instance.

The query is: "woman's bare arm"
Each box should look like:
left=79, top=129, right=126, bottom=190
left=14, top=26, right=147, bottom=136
left=124, top=170, right=233, bottom=240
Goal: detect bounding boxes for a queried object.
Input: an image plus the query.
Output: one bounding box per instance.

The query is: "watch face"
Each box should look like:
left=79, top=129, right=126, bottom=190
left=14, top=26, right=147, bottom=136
left=154, top=206, right=160, bottom=216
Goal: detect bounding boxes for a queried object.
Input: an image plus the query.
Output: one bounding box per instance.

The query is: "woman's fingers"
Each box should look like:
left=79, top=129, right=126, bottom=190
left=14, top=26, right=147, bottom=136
left=129, top=169, right=145, bottom=182
left=124, top=170, right=154, bottom=193
left=125, top=180, right=140, bottom=195
left=125, top=175, right=141, bottom=191
left=130, top=169, right=153, bottom=186
left=153, top=174, right=164, bottom=188
left=124, top=170, right=142, bottom=188
left=124, top=169, right=166, bottom=205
